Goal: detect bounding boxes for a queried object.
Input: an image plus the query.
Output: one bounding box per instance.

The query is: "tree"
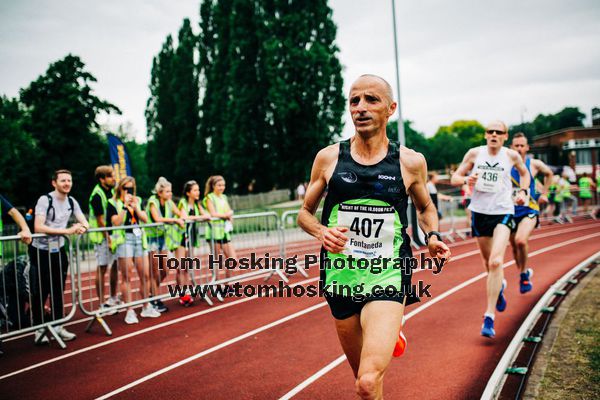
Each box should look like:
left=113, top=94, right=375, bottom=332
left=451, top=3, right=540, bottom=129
left=0, top=96, right=39, bottom=207
left=19, top=54, right=120, bottom=203
left=145, top=36, right=177, bottom=183
left=198, top=0, right=233, bottom=180
left=509, top=107, right=586, bottom=141
left=427, top=120, right=484, bottom=169
left=386, top=120, right=430, bottom=159
left=261, top=0, right=345, bottom=192
left=172, top=19, right=203, bottom=191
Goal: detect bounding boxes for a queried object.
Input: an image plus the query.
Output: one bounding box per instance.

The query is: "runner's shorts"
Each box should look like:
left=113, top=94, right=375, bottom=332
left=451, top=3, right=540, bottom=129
left=471, top=212, right=515, bottom=237
left=512, top=212, right=540, bottom=232
left=320, top=253, right=420, bottom=320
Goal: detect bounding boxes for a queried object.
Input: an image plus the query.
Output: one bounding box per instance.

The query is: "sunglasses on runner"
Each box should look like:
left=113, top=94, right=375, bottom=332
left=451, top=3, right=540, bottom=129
left=124, top=187, right=134, bottom=194
left=486, top=130, right=506, bottom=135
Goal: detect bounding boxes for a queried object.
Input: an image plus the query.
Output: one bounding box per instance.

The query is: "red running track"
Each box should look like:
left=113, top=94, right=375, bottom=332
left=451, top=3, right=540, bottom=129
left=0, top=219, right=598, bottom=399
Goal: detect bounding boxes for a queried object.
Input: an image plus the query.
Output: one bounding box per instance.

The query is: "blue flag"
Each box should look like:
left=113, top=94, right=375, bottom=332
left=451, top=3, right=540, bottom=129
left=107, top=134, right=132, bottom=183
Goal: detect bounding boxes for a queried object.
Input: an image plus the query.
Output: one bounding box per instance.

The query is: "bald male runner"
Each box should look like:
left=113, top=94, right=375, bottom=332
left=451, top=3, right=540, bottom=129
left=451, top=122, right=530, bottom=338
left=509, top=132, right=553, bottom=293
left=298, top=75, right=451, bottom=400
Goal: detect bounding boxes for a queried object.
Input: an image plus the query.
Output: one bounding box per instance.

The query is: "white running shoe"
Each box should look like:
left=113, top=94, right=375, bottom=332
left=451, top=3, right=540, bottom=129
left=106, top=296, right=121, bottom=306
left=125, top=309, right=139, bottom=324
left=34, top=329, right=49, bottom=345
left=140, top=304, right=161, bottom=318
left=56, top=326, right=77, bottom=341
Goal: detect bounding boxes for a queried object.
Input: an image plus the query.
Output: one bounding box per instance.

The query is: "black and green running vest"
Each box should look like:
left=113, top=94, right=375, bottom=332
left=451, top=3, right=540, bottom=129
left=320, top=139, right=418, bottom=304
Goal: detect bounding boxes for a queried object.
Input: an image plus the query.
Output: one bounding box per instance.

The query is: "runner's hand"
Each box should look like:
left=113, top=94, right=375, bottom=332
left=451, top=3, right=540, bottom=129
left=538, top=194, right=548, bottom=205
left=515, top=191, right=527, bottom=206
left=176, top=218, right=185, bottom=228
left=467, top=173, right=478, bottom=188
left=321, top=226, right=348, bottom=254
left=428, top=237, right=451, bottom=263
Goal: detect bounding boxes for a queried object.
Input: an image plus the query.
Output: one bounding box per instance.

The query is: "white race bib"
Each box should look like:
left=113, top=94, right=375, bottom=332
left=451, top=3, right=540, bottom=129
left=337, top=203, right=396, bottom=259
left=474, top=165, right=503, bottom=193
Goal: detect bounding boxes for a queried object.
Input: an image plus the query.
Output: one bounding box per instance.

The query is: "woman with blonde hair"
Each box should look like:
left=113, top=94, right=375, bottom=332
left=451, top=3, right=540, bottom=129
left=107, top=176, right=160, bottom=324
left=203, top=175, right=237, bottom=278
left=176, top=180, right=211, bottom=306
left=145, top=177, right=185, bottom=312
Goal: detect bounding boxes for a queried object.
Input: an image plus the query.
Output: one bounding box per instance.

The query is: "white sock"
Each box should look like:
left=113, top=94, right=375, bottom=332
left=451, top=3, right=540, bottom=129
left=484, top=312, right=495, bottom=320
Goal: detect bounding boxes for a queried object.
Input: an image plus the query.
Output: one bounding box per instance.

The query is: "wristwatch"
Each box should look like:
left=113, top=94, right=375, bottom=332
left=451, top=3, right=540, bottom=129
left=425, top=231, right=442, bottom=245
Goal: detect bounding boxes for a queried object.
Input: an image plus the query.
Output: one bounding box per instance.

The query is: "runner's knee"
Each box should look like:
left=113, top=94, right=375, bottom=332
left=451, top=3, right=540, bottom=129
left=488, top=257, right=503, bottom=270
left=356, top=370, right=382, bottom=399
left=514, top=236, right=528, bottom=248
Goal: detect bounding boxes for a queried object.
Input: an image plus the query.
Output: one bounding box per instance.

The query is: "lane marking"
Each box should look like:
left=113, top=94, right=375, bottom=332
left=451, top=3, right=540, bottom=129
left=278, top=231, right=600, bottom=399
left=0, top=276, right=319, bottom=380
left=2, top=224, right=596, bottom=383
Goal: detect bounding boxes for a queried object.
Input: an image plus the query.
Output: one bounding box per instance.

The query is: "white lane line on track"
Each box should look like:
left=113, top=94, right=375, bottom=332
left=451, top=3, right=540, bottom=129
left=98, top=231, right=600, bottom=400
left=0, top=276, right=319, bottom=381
left=94, top=302, right=329, bottom=400
left=277, top=231, right=600, bottom=399
left=2, top=223, right=596, bottom=381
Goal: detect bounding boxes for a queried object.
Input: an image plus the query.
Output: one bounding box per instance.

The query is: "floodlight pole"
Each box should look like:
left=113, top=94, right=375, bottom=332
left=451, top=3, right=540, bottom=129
left=391, top=0, right=405, bottom=146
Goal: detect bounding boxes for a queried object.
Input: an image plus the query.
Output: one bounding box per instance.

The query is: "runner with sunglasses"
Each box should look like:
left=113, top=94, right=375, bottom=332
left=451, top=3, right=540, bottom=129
left=451, top=121, right=529, bottom=338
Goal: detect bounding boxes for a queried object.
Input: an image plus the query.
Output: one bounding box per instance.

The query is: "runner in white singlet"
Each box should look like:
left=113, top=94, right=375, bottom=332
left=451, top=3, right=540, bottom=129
left=451, top=121, right=530, bottom=338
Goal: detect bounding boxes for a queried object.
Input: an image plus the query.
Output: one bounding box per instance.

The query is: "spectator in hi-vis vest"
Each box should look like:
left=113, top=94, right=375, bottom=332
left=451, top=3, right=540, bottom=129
left=203, top=175, right=237, bottom=279
left=88, top=165, right=119, bottom=313
left=146, top=177, right=185, bottom=313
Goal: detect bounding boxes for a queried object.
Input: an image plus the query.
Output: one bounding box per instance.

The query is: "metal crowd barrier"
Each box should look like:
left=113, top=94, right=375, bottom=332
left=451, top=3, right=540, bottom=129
left=75, top=212, right=288, bottom=336
left=0, top=234, right=77, bottom=349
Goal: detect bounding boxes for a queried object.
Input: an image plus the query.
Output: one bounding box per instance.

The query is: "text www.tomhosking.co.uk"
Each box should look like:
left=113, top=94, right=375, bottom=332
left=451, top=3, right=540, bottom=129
left=156, top=252, right=447, bottom=300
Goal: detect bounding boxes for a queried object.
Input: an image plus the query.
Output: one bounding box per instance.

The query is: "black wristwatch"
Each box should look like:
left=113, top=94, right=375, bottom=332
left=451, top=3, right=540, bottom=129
left=425, top=231, right=442, bottom=245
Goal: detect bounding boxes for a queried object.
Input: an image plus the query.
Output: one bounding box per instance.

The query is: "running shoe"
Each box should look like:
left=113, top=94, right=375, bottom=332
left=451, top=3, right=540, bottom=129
left=140, top=304, right=161, bottom=318
left=393, top=316, right=407, bottom=357
left=151, top=299, right=169, bottom=313
left=520, top=268, right=534, bottom=294
left=496, top=279, right=507, bottom=312
left=125, top=309, right=139, bottom=324
left=393, top=331, right=407, bottom=357
left=481, top=316, right=495, bottom=338
left=179, top=294, right=194, bottom=307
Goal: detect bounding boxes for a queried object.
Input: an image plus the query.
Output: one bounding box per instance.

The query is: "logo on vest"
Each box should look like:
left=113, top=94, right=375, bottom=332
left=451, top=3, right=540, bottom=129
left=339, top=171, right=358, bottom=184
left=378, top=174, right=396, bottom=181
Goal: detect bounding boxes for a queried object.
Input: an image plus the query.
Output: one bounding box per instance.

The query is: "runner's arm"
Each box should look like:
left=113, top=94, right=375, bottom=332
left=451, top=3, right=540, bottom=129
left=403, top=150, right=438, bottom=234
left=451, top=148, right=477, bottom=187
left=403, top=149, right=451, bottom=260
left=297, top=145, right=347, bottom=253
left=532, top=159, right=554, bottom=195
left=510, top=150, right=531, bottom=190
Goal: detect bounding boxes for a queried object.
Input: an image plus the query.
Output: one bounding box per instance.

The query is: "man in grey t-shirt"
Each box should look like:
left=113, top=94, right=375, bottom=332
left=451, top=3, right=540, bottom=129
left=29, top=169, right=88, bottom=345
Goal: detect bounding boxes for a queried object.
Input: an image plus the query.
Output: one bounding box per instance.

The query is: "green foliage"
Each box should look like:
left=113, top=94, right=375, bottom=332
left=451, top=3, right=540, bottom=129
left=262, top=0, right=345, bottom=191
left=0, top=96, right=39, bottom=207
left=146, top=19, right=205, bottom=194
left=18, top=54, right=120, bottom=204
left=193, top=0, right=344, bottom=193
left=509, top=107, right=586, bottom=141
left=386, top=120, right=430, bottom=158
left=427, top=120, right=484, bottom=169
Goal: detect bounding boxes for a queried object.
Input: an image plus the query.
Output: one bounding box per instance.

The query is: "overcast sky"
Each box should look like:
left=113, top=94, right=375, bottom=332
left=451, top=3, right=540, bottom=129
left=1, top=0, right=599, bottom=142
